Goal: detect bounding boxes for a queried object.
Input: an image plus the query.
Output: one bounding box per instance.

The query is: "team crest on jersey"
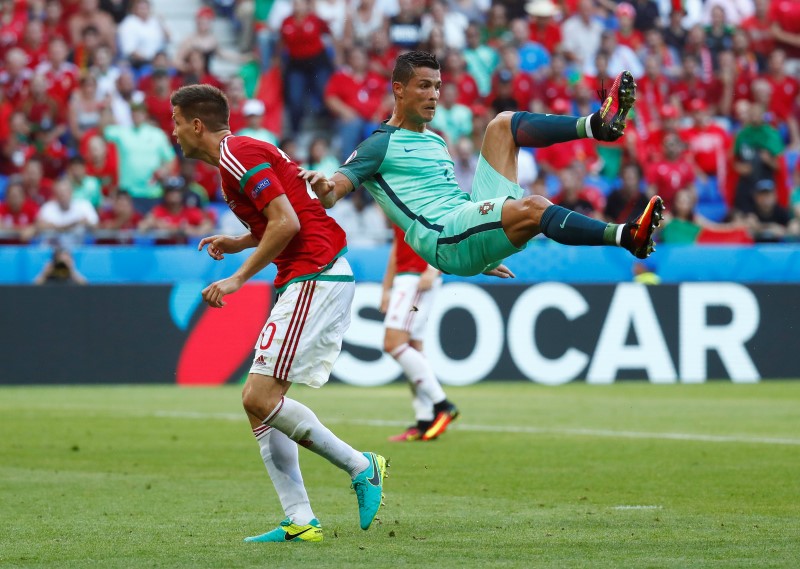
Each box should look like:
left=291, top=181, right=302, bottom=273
left=478, top=201, right=494, bottom=215
left=344, top=150, right=357, bottom=165
left=251, top=178, right=271, bottom=199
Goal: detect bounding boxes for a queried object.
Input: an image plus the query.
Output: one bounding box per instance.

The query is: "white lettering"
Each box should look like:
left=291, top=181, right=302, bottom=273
left=587, top=283, right=677, bottom=384
left=507, top=283, right=589, bottom=385
left=679, top=283, right=760, bottom=383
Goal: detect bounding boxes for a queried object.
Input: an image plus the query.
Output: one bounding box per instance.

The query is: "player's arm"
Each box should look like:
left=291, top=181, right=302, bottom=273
left=298, top=169, right=354, bottom=208
left=198, top=232, right=259, bottom=260
left=380, top=239, right=397, bottom=313
left=201, top=195, right=300, bottom=308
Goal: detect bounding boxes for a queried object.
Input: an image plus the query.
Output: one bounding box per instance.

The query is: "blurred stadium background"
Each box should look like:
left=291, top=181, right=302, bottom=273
left=0, top=0, right=799, bottom=384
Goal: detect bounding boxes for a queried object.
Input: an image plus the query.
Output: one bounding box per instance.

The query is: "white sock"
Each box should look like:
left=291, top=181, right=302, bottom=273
left=615, top=224, right=624, bottom=245
left=584, top=114, right=595, bottom=139
left=411, top=390, right=434, bottom=423
left=253, top=425, right=315, bottom=525
left=391, top=344, right=447, bottom=405
left=265, top=397, right=369, bottom=479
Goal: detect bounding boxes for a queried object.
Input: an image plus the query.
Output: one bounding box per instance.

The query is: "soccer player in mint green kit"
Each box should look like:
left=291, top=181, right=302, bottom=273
left=300, top=51, right=663, bottom=276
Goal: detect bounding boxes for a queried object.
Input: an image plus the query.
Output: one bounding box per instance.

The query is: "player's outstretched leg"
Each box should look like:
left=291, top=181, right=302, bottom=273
left=244, top=518, right=324, bottom=543
left=350, top=452, right=388, bottom=530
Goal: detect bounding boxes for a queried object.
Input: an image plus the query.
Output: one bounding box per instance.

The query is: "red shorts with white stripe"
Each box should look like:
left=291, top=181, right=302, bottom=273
left=250, top=257, right=354, bottom=387
left=383, top=273, right=441, bottom=341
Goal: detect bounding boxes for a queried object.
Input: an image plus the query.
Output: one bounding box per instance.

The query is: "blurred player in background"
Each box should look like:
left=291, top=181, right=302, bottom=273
left=382, top=224, right=458, bottom=442
left=170, top=84, right=386, bottom=543
left=301, top=51, right=663, bottom=277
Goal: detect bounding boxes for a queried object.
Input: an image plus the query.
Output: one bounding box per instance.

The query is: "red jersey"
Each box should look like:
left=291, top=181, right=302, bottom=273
left=393, top=224, right=427, bottom=274
left=441, top=71, right=481, bottom=107
left=536, top=76, right=571, bottom=108
left=150, top=204, right=207, bottom=227
left=770, top=0, right=800, bottom=58
left=682, top=123, right=731, bottom=181
left=217, top=135, right=347, bottom=289
left=528, top=21, right=561, bottom=54
left=281, top=14, right=329, bottom=60
left=763, top=74, right=800, bottom=120
left=324, top=70, right=387, bottom=120
left=0, top=199, right=38, bottom=227
left=645, top=158, right=695, bottom=208
left=740, top=15, right=773, bottom=57
left=99, top=208, right=143, bottom=230
left=536, top=138, right=598, bottom=172
left=35, top=61, right=80, bottom=106
left=671, top=77, right=722, bottom=112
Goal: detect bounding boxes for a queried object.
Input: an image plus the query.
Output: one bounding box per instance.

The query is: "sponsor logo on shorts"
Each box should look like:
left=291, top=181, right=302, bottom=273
left=478, top=201, right=494, bottom=215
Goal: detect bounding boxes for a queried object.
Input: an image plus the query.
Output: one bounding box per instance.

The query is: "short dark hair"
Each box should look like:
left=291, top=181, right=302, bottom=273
left=170, top=84, right=230, bottom=132
left=391, top=51, right=440, bottom=85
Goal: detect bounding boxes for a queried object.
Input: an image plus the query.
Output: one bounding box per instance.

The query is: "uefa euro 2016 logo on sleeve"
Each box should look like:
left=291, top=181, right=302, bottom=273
left=251, top=178, right=271, bottom=199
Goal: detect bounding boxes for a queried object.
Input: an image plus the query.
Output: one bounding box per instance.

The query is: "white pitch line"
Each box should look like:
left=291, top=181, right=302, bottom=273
left=150, top=411, right=800, bottom=446
left=612, top=505, right=663, bottom=510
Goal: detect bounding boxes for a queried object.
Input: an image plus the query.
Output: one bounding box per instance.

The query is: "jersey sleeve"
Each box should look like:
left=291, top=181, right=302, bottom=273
left=336, top=130, right=391, bottom=189
left=222, top=138, right=286, bottom=211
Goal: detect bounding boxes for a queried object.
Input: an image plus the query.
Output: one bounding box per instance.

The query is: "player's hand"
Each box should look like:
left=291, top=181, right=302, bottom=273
left=201, top=276, right=243, bottom=308
left=298, top=169, right=336, bottom=204
left=483, top=264, right=515, bottom=279
left=198, top=235, right=235, bottom=260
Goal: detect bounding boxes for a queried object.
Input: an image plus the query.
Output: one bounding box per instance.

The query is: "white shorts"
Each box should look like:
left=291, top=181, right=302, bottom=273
left=384, top=273, right=441, bottom=341
left=250, top=257, right=354, bottom=387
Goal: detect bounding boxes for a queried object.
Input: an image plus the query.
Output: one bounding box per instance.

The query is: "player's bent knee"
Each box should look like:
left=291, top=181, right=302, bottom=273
left=487, top=111, right=515, bottom=134
left=241, top=384, right=282, bottom=422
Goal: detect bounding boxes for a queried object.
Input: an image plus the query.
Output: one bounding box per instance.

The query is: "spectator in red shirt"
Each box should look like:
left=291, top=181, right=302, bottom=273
left=0, top=0, right=26, bottom=58
left=0, top=177, right=38, bottom=242
left=441, top=50, right=481, bottom=109
left=615, top=3, right=644, bottom=52
left=324, top=47, right=389, bottom=162
left=525, top=0, right=562, bottom=54
left=83, top=133, right=119, bottom=198
left=20, top=73, right=65, bottom=139
left=68, top=0, right=117, bottom=58
left=280, top=0, right=333, bottom=134
left=682, top=98, right=732, bottom=192
left=769, top=0, right=800, bottom=76
left=534, top=52, right=571, bottom=113
left=645, top=132, right=697, bottom=209
left=0, top=47, right=33, bottom=107
left=19, top=20, right=48, bottom=69
left=552, top=163, right=603, bottom=219
left=604, top=162, right=649, bottom=224
left=138, top=180, right=214, bottom=244
left=740, top=0, right=772, bottom=68
left=178, top=47, right=224, bottom=90
left=670, top=54, right=722, bottom=115
left=36, top=36, right=80, bottom=107
left=41, top=0, right=69, bottom=44
left=365, top=28, right=399, bottom=80
left=144, top=69, right=175, bottom=138
left=97, top=190, right=143, bottom=243
left=762, top=50, right=800, bottom=122
left=492, top=46, right=534, bottom=111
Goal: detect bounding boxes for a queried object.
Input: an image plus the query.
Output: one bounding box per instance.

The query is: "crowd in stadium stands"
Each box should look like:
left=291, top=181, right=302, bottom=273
left=1, top=0, right=800, bottom=250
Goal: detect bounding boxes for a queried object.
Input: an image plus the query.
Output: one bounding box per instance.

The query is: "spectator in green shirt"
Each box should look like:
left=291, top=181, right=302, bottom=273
left=103, top=95, right=176, bottom=199
left=65, top=156, right=103, bottom=209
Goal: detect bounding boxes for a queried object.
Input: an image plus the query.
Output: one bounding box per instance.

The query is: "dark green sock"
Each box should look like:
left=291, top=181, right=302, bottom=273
left=540, top=205, right=621, bottom=246
left=511, top=112, right=588, bottom=147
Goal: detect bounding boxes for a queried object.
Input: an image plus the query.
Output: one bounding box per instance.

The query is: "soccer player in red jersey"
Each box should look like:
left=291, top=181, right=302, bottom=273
left=170, top=84, right=386, bottom=543
left=382, top=224, right=458, bottom=442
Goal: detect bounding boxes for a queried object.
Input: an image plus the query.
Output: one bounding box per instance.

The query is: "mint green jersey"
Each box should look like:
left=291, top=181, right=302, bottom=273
left=337, top=123, right=525, bottom=275
left=336, top=124, right=470, bottom=260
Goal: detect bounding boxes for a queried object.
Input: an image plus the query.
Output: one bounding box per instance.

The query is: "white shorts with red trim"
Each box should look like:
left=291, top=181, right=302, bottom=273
left=250, top=257, right=354, bottom=387
left=383, top=273, right=441, bottom=341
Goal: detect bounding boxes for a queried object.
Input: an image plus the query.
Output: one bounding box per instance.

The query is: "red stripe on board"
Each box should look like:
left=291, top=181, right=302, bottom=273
left=176, top=283, right=272, bottom=385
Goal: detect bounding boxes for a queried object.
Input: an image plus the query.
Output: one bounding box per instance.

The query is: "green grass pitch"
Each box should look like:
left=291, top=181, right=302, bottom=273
left=2, top=382, right=799, bottom=568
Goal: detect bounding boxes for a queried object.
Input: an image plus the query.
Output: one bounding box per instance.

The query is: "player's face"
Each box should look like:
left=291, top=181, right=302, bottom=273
left=172, top=106, right=198, bottom=158
left=398, top=67, right=442, bottom=124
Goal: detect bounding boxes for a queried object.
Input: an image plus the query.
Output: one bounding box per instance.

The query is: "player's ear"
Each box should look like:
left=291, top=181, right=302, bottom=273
left=192, top=117, right=203, bottom=135
left=391, top=80, right=404, bottom=100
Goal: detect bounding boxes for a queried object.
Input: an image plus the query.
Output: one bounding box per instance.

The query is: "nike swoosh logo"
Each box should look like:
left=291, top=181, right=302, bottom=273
left=404, top=146, right=422, bottom=153
left=284, top=527, right=313, bottom=540
left=560, top=211, right=573, bottom=229
left=367, top=455, right=381, bottom=486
